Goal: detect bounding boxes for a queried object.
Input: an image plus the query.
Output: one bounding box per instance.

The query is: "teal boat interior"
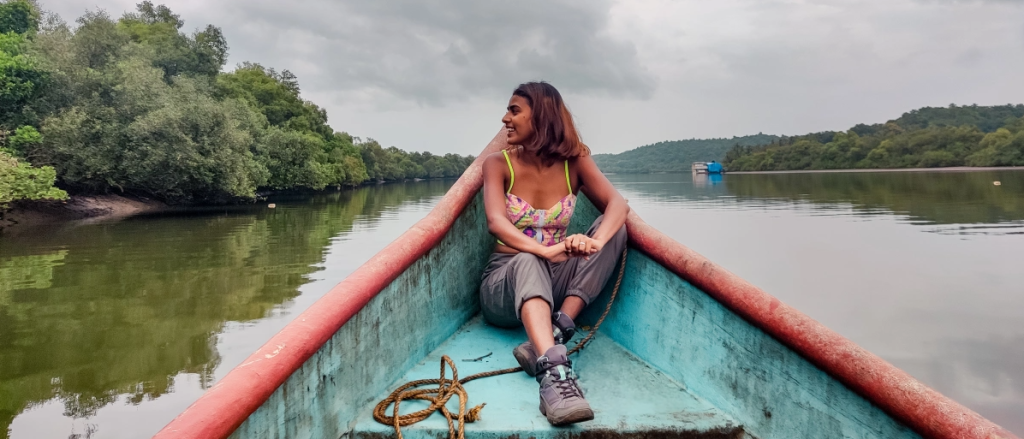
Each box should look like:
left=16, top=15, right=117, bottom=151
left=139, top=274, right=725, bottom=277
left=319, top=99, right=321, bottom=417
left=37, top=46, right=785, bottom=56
left=224, top=194, right=921, bottom=439
left=351, top=317, right=743, bottom=439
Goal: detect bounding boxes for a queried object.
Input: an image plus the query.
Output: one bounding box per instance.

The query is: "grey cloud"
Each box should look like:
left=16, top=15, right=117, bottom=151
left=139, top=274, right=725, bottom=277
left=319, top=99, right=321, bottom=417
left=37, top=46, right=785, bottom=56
left=955, top=48, right=984, bottom=66
left=217, top=0, right=656, bottom=107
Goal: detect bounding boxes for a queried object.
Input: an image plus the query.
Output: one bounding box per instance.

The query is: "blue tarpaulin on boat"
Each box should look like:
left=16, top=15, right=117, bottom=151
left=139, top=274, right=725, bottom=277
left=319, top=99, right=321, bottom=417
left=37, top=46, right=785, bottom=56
left=707, top=161, right=723, bottom=173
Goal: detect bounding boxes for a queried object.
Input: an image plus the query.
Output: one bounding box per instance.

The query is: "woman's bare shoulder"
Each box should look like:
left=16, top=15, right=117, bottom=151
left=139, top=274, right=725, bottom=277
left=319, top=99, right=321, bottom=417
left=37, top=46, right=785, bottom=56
left=484, top=151, right=507, bottom=164
left=483, top=151, right=510, bottom=175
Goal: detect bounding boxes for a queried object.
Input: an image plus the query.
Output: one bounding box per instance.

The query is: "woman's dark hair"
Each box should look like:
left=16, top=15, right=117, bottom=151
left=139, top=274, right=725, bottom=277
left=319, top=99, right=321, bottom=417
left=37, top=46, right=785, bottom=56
left=511, top=81, right=590, bottom=162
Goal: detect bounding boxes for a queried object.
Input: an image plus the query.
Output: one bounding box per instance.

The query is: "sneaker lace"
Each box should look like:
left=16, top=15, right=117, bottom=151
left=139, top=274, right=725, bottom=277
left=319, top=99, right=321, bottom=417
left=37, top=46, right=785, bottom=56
left=554, top=375, right=583, bottom=399
left=540, top=360, right=584, bottom=399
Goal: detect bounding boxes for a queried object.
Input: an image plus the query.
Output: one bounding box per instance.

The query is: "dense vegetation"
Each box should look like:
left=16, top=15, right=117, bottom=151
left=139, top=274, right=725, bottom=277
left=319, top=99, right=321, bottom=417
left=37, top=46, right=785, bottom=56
left=592, top=134, right=777, bottom=173
left=723, top=105, right=1024, bottom=171
left=0, top=0, right=66, bottom=207
left=0, top=0, right=472, bottom=206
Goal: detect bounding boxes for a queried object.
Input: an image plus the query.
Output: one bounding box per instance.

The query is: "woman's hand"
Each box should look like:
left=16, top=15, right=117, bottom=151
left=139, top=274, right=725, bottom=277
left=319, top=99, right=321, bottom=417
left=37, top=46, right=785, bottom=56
left=564, top=234, right=601, bottom=259
left=542, top=244, right=570, bottom=263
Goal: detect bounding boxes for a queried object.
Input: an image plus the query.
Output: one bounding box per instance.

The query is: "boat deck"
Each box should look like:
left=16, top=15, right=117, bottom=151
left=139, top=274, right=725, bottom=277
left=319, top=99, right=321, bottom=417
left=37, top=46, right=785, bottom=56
left=351, top=316, right=745, bottom=439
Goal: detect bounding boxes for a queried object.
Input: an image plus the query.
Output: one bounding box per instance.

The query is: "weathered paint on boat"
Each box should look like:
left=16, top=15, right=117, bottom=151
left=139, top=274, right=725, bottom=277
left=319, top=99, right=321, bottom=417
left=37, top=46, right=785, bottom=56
left=153, top=130, right=1018, bottom=439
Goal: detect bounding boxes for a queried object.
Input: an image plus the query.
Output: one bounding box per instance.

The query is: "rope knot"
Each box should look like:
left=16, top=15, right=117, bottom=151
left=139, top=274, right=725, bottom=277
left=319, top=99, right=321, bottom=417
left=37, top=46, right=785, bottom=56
left=465, top=403, right=486, bottom=422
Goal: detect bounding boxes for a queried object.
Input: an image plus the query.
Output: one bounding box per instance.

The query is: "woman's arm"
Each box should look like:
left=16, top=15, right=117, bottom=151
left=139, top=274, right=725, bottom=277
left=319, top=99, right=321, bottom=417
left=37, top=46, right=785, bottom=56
left=576, top=155, right=629, bottom=247
left=482, top=153, right=565, bottom=261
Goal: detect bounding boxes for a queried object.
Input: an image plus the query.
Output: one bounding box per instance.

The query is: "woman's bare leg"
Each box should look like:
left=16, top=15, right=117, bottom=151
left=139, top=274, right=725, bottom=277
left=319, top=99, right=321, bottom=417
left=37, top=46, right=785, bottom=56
left=559, top=296, right=586, bottom=320
left=522, top=297, right=555, bottom=355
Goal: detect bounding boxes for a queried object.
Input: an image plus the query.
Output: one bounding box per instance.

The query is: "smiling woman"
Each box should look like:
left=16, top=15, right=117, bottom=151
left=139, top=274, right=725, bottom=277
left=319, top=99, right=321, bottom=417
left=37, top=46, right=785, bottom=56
left=479, top=81, right=630, bottom=425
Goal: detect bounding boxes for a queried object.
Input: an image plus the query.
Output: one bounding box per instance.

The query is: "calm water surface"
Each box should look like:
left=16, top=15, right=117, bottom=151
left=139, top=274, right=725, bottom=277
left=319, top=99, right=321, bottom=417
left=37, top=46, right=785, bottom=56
left=1, top=171, right=1022, bottom=437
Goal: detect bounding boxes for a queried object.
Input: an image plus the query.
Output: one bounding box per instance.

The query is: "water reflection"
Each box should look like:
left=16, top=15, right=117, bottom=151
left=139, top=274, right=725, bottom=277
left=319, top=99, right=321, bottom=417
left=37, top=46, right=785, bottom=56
left=725, top=171, right=1024, bottom=226
left=611, top=170, right=1024, bottom=234
left=692, top=173, right=723, bottom=188
left=892, top=335, right=1024, bottom=434
left=0, top=180, right=454, bottom=438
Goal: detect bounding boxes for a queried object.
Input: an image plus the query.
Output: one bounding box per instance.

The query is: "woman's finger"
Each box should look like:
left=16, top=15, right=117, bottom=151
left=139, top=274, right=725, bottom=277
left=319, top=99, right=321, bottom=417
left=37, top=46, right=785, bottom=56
left=564, top=236, right=577, bottom=255
left=573, top=235, right=586, bottom=255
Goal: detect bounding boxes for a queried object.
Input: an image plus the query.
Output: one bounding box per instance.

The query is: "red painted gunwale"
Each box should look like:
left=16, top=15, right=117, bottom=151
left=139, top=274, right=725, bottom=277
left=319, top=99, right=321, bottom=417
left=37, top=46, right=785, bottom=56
left=154, top=130, right=1017, bottom=439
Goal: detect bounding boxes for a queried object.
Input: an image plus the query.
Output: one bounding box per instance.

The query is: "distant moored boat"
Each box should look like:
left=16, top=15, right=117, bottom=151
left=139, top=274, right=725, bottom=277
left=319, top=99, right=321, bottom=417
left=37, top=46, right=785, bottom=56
left=706, top=160, right=723, bottom=174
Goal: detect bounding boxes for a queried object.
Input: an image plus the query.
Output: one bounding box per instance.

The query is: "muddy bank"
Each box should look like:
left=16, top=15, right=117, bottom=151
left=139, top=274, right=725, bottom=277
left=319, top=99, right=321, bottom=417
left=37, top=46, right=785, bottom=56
left=1, top=194, right=167, bottom=231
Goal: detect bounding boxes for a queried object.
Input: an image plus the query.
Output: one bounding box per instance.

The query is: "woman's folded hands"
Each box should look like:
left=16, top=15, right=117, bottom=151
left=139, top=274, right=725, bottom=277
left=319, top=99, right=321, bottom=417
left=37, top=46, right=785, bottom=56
left=563, top=234, right=601, bottom=260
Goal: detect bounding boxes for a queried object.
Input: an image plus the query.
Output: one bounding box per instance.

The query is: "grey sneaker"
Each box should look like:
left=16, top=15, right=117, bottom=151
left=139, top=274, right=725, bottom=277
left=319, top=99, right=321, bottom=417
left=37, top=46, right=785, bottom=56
left=513, top=313, right=578, bottom=376
left=535, top=345, right=594, bottom=425
left=513, top=341, right=541, bottom=376
left=551, top=312, right=576, bottom=345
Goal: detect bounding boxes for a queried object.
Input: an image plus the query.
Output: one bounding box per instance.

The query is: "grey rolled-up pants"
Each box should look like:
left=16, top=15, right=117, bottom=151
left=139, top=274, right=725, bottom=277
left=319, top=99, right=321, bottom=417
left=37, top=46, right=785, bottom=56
left=479, top=215, right=628, bottom=328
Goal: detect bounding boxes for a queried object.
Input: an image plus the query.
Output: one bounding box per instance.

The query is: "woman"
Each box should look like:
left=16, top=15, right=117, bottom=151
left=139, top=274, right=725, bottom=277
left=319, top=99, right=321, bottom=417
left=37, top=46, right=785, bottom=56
left=479, top=82, right=629, bottom=426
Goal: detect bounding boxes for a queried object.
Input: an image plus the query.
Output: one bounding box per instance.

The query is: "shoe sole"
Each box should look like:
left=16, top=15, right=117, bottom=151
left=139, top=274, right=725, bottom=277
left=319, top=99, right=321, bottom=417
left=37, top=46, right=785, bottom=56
left=539, top=402, right=595, bottom=426
left=512, top=343, right=538, bottom=377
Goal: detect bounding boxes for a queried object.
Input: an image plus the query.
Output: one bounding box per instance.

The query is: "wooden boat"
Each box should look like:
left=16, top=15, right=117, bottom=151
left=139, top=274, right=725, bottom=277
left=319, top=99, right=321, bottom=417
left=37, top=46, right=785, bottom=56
left=154, top=132, right=1018, bottom=439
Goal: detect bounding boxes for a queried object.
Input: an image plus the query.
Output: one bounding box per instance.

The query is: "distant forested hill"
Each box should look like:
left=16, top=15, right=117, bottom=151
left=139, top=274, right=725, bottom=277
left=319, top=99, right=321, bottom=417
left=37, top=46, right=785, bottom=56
left=723, top=104, right=1024, bottom=171
left=593, top=134, right=779, bottom=173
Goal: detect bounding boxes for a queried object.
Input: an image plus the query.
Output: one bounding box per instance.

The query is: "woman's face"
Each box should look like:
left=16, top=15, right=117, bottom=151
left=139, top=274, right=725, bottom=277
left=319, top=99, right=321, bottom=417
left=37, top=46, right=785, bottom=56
left=502, top=95, right=534, bottom=146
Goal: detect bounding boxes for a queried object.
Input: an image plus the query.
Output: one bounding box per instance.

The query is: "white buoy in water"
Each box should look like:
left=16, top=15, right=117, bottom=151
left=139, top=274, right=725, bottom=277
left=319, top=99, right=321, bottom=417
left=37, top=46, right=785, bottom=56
left=268, top=203, right=277, bottom=208
left=993, top=181, right=1001, bottom=186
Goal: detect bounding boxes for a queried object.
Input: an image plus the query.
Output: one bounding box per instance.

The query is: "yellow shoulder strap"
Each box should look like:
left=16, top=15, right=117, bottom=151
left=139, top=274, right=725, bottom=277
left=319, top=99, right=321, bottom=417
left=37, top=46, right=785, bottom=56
left=564, top=160, right=572, bottom=193
left=502, top=150, right=515, bottom=194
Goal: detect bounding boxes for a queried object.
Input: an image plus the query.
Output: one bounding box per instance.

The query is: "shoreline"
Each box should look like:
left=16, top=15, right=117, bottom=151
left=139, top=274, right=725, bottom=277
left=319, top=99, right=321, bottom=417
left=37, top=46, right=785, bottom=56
left=0, top=177, right=458, bottom=232
left=725, top=166, right=1024, bottom=175
left=2, top=167, right=1015, bottom=230
left=1, top=194, right=168, bottom=232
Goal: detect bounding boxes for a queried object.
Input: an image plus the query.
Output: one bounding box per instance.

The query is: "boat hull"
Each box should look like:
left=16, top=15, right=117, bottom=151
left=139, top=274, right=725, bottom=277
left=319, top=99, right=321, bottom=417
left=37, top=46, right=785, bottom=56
left=227, top=194, right=921, bottom=439
left=226, top=193, right=914, bottom=439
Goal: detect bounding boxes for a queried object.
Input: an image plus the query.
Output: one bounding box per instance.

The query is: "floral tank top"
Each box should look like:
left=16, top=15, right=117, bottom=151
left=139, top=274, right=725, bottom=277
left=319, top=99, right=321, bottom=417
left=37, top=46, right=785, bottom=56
left=499, top=149, right=576, bottom=247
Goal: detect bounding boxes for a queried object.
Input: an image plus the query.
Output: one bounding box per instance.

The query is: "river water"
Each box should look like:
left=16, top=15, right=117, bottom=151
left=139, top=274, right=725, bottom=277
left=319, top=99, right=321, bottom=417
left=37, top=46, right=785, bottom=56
left=1, top=170, right=1022, bottom=438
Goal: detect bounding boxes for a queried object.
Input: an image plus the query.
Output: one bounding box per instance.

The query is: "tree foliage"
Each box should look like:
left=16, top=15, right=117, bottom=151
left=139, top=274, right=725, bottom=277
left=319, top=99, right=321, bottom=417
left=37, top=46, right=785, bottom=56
left=118, top=1, right=225, bottom=80
left=358, top=139, right=474, bottom=181
left=723, top=105, right=1024, bottom=171
left=0, top=0, right=64, bottom=207
left=0, top=150, right=67, bottom=207
left=0, top=30, right=47, bottom=128
left=0, top=1, right=472, bottom=204
left=0, top=0, right=37, bottom=35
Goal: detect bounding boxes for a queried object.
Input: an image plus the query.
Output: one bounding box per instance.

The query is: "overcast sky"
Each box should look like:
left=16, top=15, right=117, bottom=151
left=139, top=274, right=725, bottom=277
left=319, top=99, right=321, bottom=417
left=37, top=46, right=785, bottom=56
left=43, top=0, right=1024, bottom=155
